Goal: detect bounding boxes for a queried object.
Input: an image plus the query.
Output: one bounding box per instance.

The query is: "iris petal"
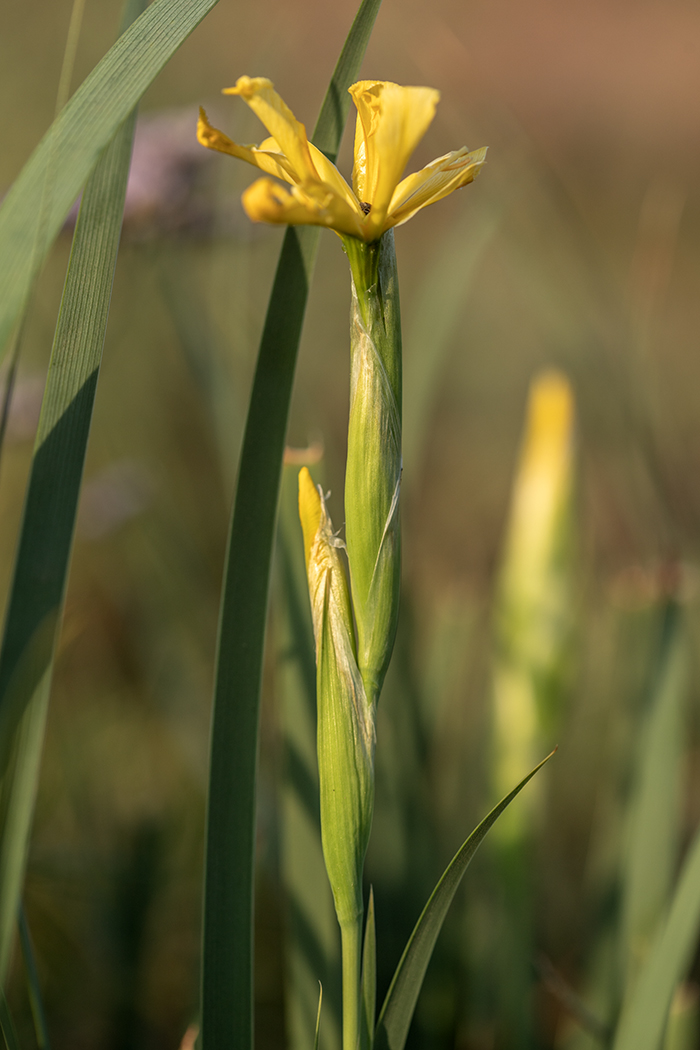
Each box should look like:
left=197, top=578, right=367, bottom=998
left=197, top=108, right=294, bottom=182
left=349, top=81, right=440, bottom=239
left=223, top=76, right=319, bottom=184
left=242, top=177, right=364, bottom=238
left=387, top=146, right=488, bottom=227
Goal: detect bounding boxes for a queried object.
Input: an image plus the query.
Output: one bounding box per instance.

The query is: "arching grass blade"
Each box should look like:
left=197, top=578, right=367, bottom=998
left=374, top=753, right=554, bottom=1050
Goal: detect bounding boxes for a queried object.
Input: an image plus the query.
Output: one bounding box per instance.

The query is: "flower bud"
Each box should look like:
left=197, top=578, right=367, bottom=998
left=492, top=370, right=575, bottom=832
left=298, top=467, right=374, bottom=926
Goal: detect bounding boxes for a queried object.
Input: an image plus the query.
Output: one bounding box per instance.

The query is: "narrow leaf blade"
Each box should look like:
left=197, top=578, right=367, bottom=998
left=314, top=983, right=324, bottom=1050
left=374, top=753, right=554, bottom=1050
left=620, top=601, right=686, bottom=995
left=361, top=886, right=377, bottom=1050
left=0, top=0, right=222, bottom=359
left=613, top=820, right=700, bottom=1050
left=0, top=0, right=142, bottom=978
left=19, top=904, right=51, bottom=1050
left=0, top=989, right=20, bottom=1050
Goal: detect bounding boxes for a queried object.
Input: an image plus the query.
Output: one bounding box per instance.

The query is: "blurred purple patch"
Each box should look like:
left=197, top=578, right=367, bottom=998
left=66, top=108, right=218, bottom=237
left=77, top=459, right=154, bottom=539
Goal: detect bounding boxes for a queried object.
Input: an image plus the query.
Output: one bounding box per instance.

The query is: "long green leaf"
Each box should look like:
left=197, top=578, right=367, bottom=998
left=620, top=601, right=686, bottom=996
left=0, top=0, right=143, bottom=980
left=0, top=988, right=20, bottom=1050
left=613, top=818, right=700, bottom=1050
left=0, top=0, right=222, bottom=360
left=200, top=3, right=382, bottom=1049
left=18, top=905, right=51, bottom=1050
left=374, top=753, right=554, bottom=1050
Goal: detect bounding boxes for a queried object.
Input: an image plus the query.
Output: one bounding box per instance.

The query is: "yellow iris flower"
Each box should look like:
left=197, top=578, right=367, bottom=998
left=197, top=76, right=487, bottom=243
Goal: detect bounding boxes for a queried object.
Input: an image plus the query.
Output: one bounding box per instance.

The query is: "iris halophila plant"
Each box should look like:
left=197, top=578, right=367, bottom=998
left=199, top=76, right=486, bottom=1050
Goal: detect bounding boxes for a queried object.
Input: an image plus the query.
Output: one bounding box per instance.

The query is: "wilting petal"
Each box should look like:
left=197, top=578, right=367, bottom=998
left=387, top=145, right=488, bottom=227
left=197, top=109, right=296, bottom=182
left=223, top=76, right=319, bottom=184
left=350, top=81, right=440, bottom=238
left=242, top=177, right=364, bottom=238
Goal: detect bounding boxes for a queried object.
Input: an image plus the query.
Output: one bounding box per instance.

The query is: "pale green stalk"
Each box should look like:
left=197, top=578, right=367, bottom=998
left=343, top=232, right=402, bottom=710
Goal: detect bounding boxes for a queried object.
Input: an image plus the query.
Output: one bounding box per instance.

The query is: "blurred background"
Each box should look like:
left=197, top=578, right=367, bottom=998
left=2, top=0, right=700, bottom=1047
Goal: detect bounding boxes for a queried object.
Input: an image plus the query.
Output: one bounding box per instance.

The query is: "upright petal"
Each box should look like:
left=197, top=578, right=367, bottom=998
left=349, top=81, right=440, bottom=237
left=387, top=145, right=487, bottom=227
left=224, top=76, right=320, bottom=184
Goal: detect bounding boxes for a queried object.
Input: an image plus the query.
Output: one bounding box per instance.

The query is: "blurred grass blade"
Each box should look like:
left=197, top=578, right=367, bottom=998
left=277, top=465, right=341, bottom=1050
left=402, top=206, right=499, bottom=481
left=0, top=0, right=223, bottom=360
left=361, top=887, right=376, bottom=1050
left=613, top=818, right=700, bottom=1050
left=620, top=601, right=686, bottom=995
left=374, top=753, right=554, bottom=1050
left=0, top=988, right=20, bottom=1050
left=663, top=985, right=699, bottom=1050
left=314, top=984, right=324, bottom=1050
left=0, top=0, right=143, bottom=980
left=18, top=905, right=50, bottom=1050
left=201, top=3, right=382, bottom=1049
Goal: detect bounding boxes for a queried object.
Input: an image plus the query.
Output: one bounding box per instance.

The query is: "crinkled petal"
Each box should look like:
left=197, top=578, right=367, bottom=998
left=387, top=145, right=488, bottom=227
left=349, top=81, right=440, bottom=238
left=242, top=177, right=364, bottom=238
left=223, top=76, right=319, bottom=184
left=197, top=109, right=295, bottom=182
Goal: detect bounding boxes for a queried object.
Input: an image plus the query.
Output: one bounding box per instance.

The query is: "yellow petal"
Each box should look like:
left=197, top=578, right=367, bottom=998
left=299, top=467, right=322, bottom=571
left=308, top=143, right=363, bottom=215
left=387, top=146, right=487, bottom=227
left=242, top=177, right=364, bottom=238
left=223, top=76, right=319, bottom=184
left=349, top=81, right=440, bottom=238
left=197, top=108, right=295, bottom=182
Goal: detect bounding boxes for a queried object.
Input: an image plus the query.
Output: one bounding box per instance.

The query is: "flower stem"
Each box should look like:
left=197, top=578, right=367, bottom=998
left=342, top=230, right=402, bottom=709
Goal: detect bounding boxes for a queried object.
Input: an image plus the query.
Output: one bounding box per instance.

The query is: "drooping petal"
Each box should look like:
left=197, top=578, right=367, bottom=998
left=242, top=177, right=364, bottom=238
left=387, top=145, right=488, bottom=227
left=197, top=109, right=297, bottom=182
left=349, top=81, right=440, bottom=238
left=223, top=76, right=320, bottom=184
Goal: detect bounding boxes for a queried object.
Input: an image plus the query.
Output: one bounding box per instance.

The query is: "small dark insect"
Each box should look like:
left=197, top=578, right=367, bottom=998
left=359, top=201, right=372, bottom=215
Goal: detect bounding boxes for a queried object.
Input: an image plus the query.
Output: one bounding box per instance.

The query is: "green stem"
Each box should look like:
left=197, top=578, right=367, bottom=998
left=341, top=914, right=364, bottom=1050
left=342, top=231, right=402, bottom=708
